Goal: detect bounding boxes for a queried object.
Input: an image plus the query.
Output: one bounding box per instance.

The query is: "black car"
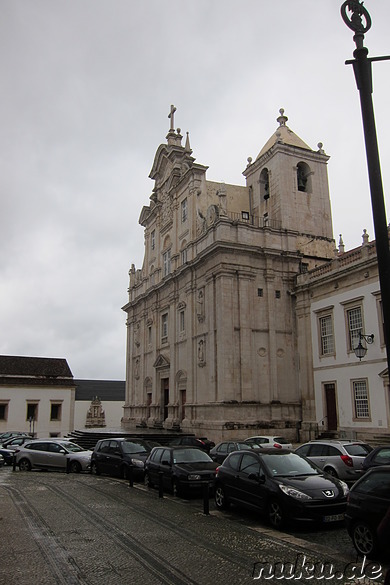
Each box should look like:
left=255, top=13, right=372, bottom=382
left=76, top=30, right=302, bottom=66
left=214, top=449, right=349, bottom=529
left=210, top=441, right=254, bottom=464
left=91, top=438, right=156, bottom=480
left=345, top=465, right=390, bottom=558
left=362, top=445, right=390, bottom=472
left=144, top=446, right=218, bottom=496
left=168, top=436, right=215, bottom=454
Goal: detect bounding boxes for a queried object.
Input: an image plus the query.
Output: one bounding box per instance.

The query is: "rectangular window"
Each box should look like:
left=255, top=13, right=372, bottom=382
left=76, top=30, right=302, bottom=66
left=275, top=290, right=281, bottom=299
left=162, top=313, right=168, bottom=340
left=319, top=315, right=335, bottom=355
left=181, top=198, right=188, bottom=223
left=163, top=250, right=171, bottom=277
left=347, top=306, right=363, bottom=351
left=179, top=310, right=185, bottom=333
left=26, top=403, right=38, bottom=421
left=0, top=404, right=8, bottom=421
left=257, top=288, right=263, bottom=297
left=353, top=380, right=370, bottom=419
left=151, top=230, right=155, bottom=250
left=241, top=211, right=249, bottom=220
left=148, top=326, right=152, bottom=346
left=181, top=248, right=187, bottom=264
left=50, top=403, right=62, bottom=421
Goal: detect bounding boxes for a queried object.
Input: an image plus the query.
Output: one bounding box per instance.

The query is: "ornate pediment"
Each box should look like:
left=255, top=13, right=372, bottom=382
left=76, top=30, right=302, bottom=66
left=153, top=353, right=170, bottom=369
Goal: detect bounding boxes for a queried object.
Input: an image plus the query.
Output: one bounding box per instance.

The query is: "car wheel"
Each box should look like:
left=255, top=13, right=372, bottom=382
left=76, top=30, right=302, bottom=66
left=69, top=461, right=81, bottom=474
left=91, top=461, right=100, bottom=476
left=214, top=484, right=230, bottom=510
left=172, top=479, right=182, bottom=497
left=268, top=499, right=284, bottom=529
left=324, top=467, right=338, bottom=478
left=351, top=521, right=378, bottom=558
left=144, top=472, right=153, bottom=488
left=18, top=458, right=32, bottom=472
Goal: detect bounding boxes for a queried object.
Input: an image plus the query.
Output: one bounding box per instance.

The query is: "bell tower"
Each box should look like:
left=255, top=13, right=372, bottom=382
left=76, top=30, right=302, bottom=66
left=243, top=109, right=335, bottom=261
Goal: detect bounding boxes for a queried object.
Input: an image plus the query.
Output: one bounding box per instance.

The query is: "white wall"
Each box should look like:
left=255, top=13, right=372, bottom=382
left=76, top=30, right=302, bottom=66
left=0, top=385, right=75, bottom=437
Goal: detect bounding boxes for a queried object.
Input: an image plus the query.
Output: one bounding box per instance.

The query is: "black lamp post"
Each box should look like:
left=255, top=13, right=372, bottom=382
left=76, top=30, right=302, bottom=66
left=341, top=1, right=390, bottom=374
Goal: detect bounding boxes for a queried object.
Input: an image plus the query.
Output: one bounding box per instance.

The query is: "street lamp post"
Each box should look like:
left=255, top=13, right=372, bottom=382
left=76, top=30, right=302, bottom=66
left=341, top=1, right=390, bottom=374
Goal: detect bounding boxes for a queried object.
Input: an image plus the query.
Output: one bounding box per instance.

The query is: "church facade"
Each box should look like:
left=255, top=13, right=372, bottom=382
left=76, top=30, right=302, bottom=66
left=121, top=107, right=338, bottom=443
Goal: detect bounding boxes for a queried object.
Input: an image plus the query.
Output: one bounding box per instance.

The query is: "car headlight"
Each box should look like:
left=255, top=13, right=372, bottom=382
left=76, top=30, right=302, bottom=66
left=188, top=474, right=202, bottom=481
left=130, top=458, right=145, bottom=468
left=278, top=484, right=312, bottom=500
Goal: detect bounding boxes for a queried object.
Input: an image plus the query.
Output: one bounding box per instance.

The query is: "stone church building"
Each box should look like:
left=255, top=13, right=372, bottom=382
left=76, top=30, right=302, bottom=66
left=121, top=107, right=342, bottom=443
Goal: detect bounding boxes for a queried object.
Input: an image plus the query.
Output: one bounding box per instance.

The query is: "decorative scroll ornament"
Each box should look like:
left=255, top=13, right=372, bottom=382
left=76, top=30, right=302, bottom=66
left=341, top=1, right=371, bottom=34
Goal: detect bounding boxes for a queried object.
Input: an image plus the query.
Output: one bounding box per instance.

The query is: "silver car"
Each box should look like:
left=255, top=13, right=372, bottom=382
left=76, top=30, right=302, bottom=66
left=244, top=436, right=293, bottom=450
left=15, top=439, right=91, bottom=473
left=295, top=440, right=372, bottom=482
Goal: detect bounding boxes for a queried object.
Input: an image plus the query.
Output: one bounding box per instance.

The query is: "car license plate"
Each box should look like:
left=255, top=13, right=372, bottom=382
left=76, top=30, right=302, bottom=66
left=323, top=513, right=345, bottom=523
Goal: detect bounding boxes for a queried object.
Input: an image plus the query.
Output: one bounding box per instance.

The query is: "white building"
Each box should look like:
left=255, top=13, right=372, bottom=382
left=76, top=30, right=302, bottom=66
left=294, top=232, right=389, bottom=443
left=0, top=355, right=125, bottom=438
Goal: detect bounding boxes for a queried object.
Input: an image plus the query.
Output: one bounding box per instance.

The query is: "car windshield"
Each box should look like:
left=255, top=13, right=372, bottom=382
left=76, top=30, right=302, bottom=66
left=62, top=443, right=84, bottom=452
left=173, top=449, right=212, bottom=463
left=262, top=452, right=320, bottom=476
left=344, top=444, right=372, bottom=456
left=122, top=441, right=148, bottom=454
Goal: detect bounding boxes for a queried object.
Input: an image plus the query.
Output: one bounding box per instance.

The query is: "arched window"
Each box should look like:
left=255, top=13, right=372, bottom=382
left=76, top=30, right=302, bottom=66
left=297, top=162, right=312, bottom=193
left=260, top=168, right=270, bottom=200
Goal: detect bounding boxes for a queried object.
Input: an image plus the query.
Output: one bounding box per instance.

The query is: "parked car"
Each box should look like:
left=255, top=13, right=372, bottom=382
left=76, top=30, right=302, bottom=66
left=244, top=436, right=293, bottom=450
left=362, top=445, right=390, bottom=472
left=209, top=441, right=254, bottom=464
left=91, top=438, right=156, bottom=480
left=0, top=432, right=29, bottom=446
left=168, top=436, right=215, bottom=454
left=345, top=465, right=390, bottom=558
left=0, top=435, right=36, bottom=465
left=294, top=440, right=372, bottom=482
left=144, top=446, right=218, bottom=496
left=214, top=448, right=349, bottom=529
left=0, top=453, right=4, bottom=467
left=15, top=440, right=92, bottom=473
left=1, top=435, right=32, bottom=449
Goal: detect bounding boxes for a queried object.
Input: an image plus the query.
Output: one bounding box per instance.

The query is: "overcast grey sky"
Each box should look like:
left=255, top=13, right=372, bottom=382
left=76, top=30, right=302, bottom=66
left=1, top=1, right=389, bottom=380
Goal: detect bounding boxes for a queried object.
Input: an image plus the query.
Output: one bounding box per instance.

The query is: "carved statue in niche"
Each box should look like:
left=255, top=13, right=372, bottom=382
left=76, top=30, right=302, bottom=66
left=198, top=338, right=206, bottom=366
left=197, top=209, right=207, bottom=235
left=196, top=289, right=205, bottom=322
left=134, top=322, right=140, bottom=347
left=161, top=190, right=173, bottom=225
left=134, top=357, right=140, bottom=380
left=85, top=396, right=106, bottom=428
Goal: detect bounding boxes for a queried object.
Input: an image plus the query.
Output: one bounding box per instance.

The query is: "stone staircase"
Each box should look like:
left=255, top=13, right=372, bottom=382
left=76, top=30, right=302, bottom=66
left=65, top=429, right=194, bottom=451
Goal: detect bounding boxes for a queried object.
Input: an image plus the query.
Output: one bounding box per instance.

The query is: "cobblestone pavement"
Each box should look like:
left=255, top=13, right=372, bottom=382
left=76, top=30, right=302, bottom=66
left=0, top=467, right=387, bottom=585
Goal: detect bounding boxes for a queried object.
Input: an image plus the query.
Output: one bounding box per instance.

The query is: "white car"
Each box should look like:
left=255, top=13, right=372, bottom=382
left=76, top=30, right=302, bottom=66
left=244, top=435, right=293, bottom=450
left=15, top=439, right=91, bottom=473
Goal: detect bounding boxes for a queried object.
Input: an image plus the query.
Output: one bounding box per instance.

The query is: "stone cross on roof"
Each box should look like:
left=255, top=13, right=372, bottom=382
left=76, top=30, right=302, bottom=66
left=168, top=104, right=176, bottom=131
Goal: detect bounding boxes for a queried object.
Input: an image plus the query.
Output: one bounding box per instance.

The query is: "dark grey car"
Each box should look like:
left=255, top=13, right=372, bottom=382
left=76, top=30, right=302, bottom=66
left=91, top=438, right=156, bottom=480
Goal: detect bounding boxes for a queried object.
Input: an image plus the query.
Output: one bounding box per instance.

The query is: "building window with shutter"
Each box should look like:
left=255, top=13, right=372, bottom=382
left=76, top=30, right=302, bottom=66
left=161, top=313, right=168, bottom=342
left=50, top=403, right=62, bottom=421
left=163, top=249, right=171, bottom=277
left=319, top=314, right=335, bottom=356
left=353, top=379, right=370, bottom=419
